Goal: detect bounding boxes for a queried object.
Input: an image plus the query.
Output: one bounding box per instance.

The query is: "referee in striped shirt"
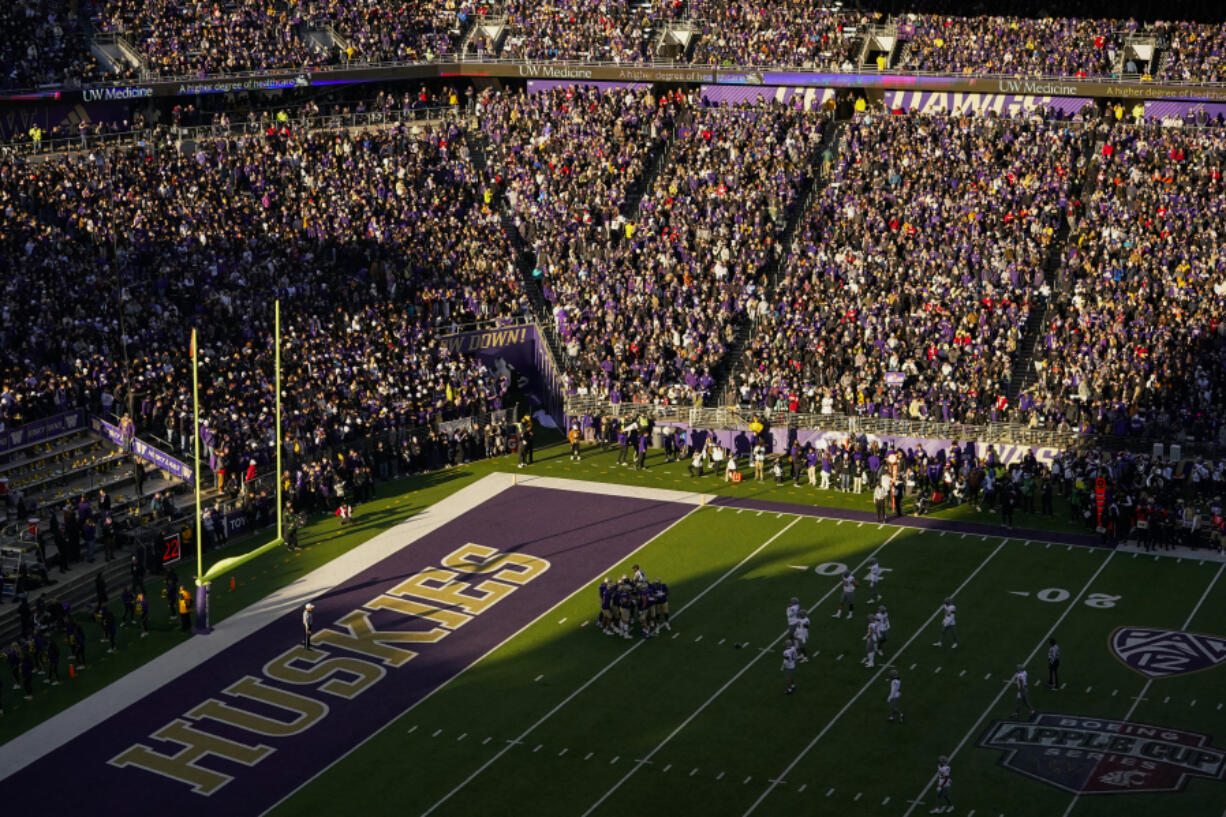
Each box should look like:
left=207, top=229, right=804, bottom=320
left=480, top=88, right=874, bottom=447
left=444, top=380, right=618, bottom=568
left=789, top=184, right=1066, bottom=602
left=1048, top=638, right=1061, bottom=690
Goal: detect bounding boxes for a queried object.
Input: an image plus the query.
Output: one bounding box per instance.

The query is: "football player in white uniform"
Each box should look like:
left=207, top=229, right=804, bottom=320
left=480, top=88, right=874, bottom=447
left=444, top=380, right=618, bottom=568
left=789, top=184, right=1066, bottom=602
left=786, top=596, right=801, bottom=635
left=793, top=614, right=811, bottom=662
left=887, top=668, right=904, bottom=722
left=932, top=597, right=958, bottom=648
left=1010, top=663, right=1034, bottom=718
left=862, top=618, right=880, bottom=667
left=866, top=557, right=883, bottom=603
left=832, top=572, right=858, bottom=619
left=874, top=605, right=890, bottom=657
left=781, top=639, right=799, bottom=694
left=931, top=756, right=953, bottom=814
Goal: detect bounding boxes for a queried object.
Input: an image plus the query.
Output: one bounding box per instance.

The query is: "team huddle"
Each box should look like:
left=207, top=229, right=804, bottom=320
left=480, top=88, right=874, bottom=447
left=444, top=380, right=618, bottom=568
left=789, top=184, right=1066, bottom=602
left=597, top=566, right=671, bottom=639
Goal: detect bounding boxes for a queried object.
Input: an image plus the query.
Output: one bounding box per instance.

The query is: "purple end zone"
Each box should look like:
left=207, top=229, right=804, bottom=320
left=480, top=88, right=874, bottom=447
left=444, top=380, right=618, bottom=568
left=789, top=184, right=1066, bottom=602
left=4, top=486, right=689, bottom=814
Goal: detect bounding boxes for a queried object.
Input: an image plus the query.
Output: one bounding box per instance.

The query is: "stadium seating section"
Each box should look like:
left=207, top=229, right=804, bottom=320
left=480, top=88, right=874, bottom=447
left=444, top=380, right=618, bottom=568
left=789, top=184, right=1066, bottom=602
left=1, top=1, right=1225, bottom=83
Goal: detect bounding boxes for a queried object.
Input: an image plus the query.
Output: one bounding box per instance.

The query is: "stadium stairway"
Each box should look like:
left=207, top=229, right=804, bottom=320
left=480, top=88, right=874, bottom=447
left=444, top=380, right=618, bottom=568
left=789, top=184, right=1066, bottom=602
left=469, top=135, right=568, bottom=367
left=1005, top=133, right=1107, bottom=405
left=619, top=128, right=673, bottom=219
left=714, top=114, right=843, bottom=407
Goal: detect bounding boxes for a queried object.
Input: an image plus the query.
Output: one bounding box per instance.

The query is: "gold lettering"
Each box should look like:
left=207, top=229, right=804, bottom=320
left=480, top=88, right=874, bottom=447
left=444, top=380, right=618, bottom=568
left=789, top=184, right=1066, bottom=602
left=390, top=567, right=516, bottom=614
left=314, top=609, right=424, bottom=666
left=440, top=544, right=550, bottom=585
left=263, top=646, right=386, bottom=698
left=366, top=593, right=474, bottom=629
left=185, top=676, right=328, bottom=737
left=108, top=719, right=272, bottom=795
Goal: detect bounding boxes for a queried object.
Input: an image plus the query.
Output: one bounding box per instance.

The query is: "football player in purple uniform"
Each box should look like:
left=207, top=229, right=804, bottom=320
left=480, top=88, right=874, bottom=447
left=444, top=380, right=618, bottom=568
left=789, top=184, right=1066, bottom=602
left=652, top=579, right=671, bottom=632
left=598, top=578, right=614, bottom=635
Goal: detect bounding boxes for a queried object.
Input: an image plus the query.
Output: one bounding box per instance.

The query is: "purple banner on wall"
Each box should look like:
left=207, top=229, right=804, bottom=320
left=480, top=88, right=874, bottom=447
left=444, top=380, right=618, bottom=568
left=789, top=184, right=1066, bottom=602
left=1144, top=101, right=1226, bottom=121
left=526, top=80, right=648, bottom=94
left=881, top=90, right=1091, bottom=116
left=92, top=416, right=195, bottom=484
left=702, top=85, right=834, bottom=110
left=0, top=410, right=86, bottom=456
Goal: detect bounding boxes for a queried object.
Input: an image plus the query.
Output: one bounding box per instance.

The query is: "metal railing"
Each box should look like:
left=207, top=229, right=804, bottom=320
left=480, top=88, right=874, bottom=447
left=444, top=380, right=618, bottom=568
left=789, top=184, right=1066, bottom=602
left=6, top=104, right=472, bottom=156
left=562, top=397, right=1088, bottom=451
left=9, top=41, right=1226, bottom=97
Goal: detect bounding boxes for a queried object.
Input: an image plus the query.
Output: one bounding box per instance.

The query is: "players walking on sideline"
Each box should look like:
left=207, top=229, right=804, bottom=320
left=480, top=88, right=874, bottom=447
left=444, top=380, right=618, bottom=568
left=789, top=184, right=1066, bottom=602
left=598, top=574, right=669, bottom=639
left=866, top=557, right=883, bottom=603
left=1011, top=663, right=1035, bottom=717
left=933, top=598, right=958, bottom=648
left=782, top=639, right=799, bottom=694
left=832, top=572, right=858, bottom=619
left=786, top=596, right=801, bottom=634
left=1048, top=638, right=1061, bottom=689
left=887, top=668, right=904, bottom=722
left=931, top=756, right=954, bottom=814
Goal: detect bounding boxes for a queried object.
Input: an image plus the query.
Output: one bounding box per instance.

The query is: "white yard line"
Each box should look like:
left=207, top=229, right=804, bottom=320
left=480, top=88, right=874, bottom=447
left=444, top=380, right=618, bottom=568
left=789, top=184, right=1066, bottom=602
left=743, top=537, right=1013, bottom=816
left=419, top=515, right=802, bottom=817
left=580, top=527, right=909, bottom=817
left=901, top=549, right=1120, bottom=817
left=1058, top=560, right=1225, bottom=817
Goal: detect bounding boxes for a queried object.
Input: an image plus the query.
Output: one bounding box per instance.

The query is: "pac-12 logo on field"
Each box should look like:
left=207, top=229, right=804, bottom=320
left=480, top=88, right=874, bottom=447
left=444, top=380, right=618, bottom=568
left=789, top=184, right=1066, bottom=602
left=1110, top=627, right=1226, bottom=679
left=978, top=714, right=1226, bottom=795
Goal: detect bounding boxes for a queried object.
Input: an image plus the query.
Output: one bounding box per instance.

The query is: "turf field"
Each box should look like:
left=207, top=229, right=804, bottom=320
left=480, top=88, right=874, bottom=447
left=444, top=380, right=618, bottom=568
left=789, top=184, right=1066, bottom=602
left=255, top=477, right=1225, bottom=817
left=4, top=451, right=1223, bottom=817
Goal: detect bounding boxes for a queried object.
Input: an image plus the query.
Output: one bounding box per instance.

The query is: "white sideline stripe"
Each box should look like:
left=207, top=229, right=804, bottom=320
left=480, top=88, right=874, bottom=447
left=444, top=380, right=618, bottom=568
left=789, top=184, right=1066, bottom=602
left=902, top=549, right=1119, bottom=817
left=270, top=475, right=705, bottom=817
left=579, top=527, right=908, bottom=817
left=1058, top=561, right=1225, bottom=817
left=516, top=475, right=1123, bottom=550
left=745, top=537, right=1010, bottom=817
left=0, top=471, right=515, bottom=782
left=511, top=473, right=712, bottom=507
left=424, top=515, right=802, bottom=817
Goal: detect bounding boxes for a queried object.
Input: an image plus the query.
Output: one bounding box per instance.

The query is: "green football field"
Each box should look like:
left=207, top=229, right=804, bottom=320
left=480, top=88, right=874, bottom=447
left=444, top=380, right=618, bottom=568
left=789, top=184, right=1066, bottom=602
left=266, top=493, right=1226, bottom=817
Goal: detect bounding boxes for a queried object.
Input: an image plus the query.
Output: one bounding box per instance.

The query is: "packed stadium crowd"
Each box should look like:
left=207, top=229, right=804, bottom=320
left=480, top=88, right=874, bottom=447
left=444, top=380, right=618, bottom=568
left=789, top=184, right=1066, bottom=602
left=0, top=0, right=107, bottom=89
left=0, top=108, right=523, bottom=490
left=3, top=0, right=1226, bottom=83
left=480, top=88, right=825, bottom=404
left=730, top=110, right=1095, bottom=424
left=309, top=0, right=466, bottom=64
left=1019, top=124, right=1226, bottom=441
left=894, top=14, right=1129, bottom=77
left=686, top=1, right=869, bottom=69
left=471, top=2, right=1226, bottom=79
left=96, top=0, right=330, bottom=78
left=3, top=87, right=1225, bottom=454
left=498, top=0, right=665, bottom=63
